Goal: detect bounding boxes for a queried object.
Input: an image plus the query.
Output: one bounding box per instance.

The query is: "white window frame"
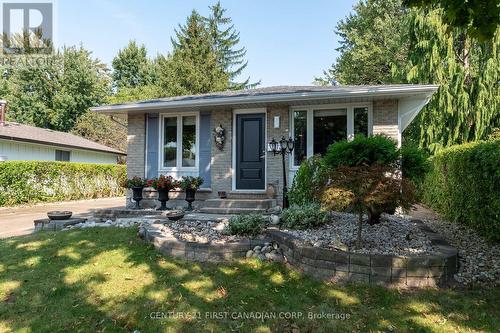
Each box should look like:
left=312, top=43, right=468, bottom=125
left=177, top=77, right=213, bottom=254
left=158, top=112, right=200, bottom=172
left=289, top=103, right=373, bottom=169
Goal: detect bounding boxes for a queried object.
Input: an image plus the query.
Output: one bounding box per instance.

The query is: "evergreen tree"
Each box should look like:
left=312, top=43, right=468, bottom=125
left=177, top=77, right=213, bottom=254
left=403, top=9, right=500, bottom=152
left=159, top=10, right=229, bottom=96
left=204, top=1, right=255, bottom=89
left=111, top=40, right=157, bottom=89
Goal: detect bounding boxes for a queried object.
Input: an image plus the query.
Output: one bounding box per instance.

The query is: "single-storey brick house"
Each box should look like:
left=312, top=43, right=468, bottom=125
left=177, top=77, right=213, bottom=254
left=93, top=85, right=438, bottom=212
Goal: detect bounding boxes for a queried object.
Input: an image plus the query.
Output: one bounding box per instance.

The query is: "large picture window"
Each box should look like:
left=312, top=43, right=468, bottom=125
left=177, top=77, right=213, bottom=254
left=290, top=104, right=372, bottom=168
left=313, top=109, right=347, bottom=155
left=161, top=114, right=198, bottom=169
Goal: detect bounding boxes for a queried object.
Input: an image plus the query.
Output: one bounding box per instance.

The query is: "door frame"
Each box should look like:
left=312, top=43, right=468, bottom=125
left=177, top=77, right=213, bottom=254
left=232, top=108, right=267, bottom=192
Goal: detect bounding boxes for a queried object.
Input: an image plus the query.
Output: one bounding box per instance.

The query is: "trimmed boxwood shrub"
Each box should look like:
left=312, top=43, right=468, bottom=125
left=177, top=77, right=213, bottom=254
left=226, top=214, right=265, bottom=236
left=281, top=204, right=329, bottom=230
left=423, top=140, right=500, bottom=241
left=0, top=161, right=126, bottom=206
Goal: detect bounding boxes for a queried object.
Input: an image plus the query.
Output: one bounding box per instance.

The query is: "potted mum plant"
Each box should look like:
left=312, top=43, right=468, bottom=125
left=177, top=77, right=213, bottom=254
left=147, top=175, right=179, bottom=211
left=179, top=176, right=204, bottom=211
left=123, top=176, right=147, bottom=209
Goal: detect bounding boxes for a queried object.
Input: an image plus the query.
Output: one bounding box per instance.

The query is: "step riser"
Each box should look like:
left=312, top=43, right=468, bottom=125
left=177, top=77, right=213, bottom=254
left=199, top=207, right=269, bottom=215
left=203, top=200, right=274, bottom=209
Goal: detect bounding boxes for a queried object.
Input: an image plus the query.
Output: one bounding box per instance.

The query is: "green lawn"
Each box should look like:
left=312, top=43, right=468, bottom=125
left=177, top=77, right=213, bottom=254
left=0, top=228, right=498, bottom=333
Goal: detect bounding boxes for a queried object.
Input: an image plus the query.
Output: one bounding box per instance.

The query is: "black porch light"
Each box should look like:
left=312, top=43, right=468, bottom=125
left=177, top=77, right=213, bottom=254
left=269, top=136, right=295, bottom=208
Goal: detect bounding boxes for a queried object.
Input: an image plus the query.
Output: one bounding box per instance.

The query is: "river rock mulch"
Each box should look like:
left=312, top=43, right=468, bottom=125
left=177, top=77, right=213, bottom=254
left=413, top=206, right=500, bottom=287
left=158, top=219, right=245, bottom=244
left=282, top=212, right=437, bottom=256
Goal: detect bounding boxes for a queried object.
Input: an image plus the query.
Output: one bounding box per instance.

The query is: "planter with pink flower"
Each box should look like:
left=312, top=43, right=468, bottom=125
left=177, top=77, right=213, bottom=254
left=147, top=175, right=179, bottom=210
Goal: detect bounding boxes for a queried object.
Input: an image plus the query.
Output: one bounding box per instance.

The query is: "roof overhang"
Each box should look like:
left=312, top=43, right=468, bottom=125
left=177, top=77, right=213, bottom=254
left=92, top=85, right=439, bottom=115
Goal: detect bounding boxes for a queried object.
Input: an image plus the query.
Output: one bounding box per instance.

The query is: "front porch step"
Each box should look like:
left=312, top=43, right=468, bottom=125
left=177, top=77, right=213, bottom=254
left=227, top=192, right=269, bottom=199
left=198, top=207, right=269, bottom=215
left=203, top=198, right=275, bottom=209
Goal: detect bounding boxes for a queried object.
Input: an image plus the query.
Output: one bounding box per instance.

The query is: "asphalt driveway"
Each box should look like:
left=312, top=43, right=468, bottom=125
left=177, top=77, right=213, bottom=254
left=0, top=197, right=125, bottom=238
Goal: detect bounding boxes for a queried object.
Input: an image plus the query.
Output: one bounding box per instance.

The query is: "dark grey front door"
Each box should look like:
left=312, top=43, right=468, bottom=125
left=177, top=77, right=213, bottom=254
left=236, top=113, right=265, bottom=190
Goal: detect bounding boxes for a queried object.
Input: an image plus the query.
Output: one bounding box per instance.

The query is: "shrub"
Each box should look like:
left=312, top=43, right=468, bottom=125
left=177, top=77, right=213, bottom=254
left=423, top=140, right=500, bottom=241
left=0, top=161, right=126, bottom=206
left=281, top=204, right=329, bottom=230
left=179, top=176, right=204, bottom=190
left=226, top=214, right=265, bottom=236
left=324, top=135, right=398, bottom=169
left=288, top=155, right=327, bottom=206
left=401, top=142, right=429, bottom=185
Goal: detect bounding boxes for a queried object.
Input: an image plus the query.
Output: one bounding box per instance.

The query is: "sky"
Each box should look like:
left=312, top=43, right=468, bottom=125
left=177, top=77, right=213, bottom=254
left=56, top=0, right=357, bottom=86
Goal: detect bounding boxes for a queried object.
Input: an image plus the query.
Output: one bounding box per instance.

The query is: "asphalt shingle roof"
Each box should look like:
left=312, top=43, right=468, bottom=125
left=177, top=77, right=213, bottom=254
left=0, top=122, right=125, bottom=155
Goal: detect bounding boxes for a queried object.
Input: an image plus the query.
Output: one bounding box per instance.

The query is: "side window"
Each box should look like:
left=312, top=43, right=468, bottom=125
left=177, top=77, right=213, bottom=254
left=55, top=150, right=70, bottom=161
left=354, top=107, right=369, bottom=137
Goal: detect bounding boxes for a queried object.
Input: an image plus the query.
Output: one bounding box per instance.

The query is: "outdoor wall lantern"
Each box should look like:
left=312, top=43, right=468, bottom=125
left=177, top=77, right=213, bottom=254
left=268, top=136, right=295, bottom=208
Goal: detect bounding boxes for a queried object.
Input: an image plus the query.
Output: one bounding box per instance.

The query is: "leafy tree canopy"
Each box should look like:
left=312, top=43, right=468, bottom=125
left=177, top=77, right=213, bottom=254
left=315, top=0, right=409, bottom=85
left=2, top=46, right=110, bottom=131
left=111, top=40, right=157, bottom=90
left=403, top=0, right=500, bottom=41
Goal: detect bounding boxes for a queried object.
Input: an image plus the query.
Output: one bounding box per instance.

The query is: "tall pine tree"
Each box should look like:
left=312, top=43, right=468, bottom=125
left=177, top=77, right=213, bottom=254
left=204, top=1, right=255, bottom=89
left=159, top=10, right=229, bottom=96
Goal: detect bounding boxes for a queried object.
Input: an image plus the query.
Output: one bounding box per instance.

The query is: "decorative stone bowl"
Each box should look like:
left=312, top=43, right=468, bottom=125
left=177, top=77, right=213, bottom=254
left=47, top=211, right=73, bottom=220
left=167, top=212, right=185, bottom=222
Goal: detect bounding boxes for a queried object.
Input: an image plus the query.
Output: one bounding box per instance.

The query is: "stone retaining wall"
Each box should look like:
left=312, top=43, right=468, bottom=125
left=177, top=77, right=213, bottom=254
left=142, top=223, right=271, bottom=262
left=142, top=219, right=458, bottom=288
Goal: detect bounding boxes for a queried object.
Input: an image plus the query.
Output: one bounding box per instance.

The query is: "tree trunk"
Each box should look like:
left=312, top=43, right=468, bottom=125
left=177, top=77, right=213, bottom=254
left=356, top=211, right=363, bottom=249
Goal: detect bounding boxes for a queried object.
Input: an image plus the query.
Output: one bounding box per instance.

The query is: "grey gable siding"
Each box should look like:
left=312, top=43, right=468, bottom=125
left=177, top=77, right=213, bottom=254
left=199, top=111, right=212, bottom=188
left=146, top=114, right=159, bottom=179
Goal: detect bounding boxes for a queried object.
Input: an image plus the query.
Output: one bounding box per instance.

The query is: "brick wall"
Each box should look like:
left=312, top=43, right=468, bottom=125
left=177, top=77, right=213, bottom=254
left=373, top=99, right=399, bottom=145
left=266, top=106, right=290, bottom=204
left=127, top=113, right=145, bottom=178
left=210, top=109, right=232, bottom=197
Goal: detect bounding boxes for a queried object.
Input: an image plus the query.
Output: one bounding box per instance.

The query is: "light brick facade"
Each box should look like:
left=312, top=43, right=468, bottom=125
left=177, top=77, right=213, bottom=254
left=127, top=114, right=145, bottom=178
left=373, top=99, right=399, bottom=144
left=126, top=100, right=401, bottom=206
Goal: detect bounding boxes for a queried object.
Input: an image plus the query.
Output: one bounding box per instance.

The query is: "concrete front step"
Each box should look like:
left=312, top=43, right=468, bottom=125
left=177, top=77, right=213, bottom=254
left=199, top=207, right=269, bottom=215
left=227, top=192, right=269, bottom=199
left=203, top=198, right=275, bottom=209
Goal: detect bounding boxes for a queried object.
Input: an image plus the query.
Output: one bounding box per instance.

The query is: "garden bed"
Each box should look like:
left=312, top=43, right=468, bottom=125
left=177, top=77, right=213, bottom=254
left=282, top=212, right=437, bottom=256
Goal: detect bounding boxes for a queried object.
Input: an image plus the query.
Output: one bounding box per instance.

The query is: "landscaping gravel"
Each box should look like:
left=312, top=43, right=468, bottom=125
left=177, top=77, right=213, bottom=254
left=159, top=219, right=247, bottom=243
left=415, top=206, right=500, bottom=287
left=282, top=211, right=437, bottom=256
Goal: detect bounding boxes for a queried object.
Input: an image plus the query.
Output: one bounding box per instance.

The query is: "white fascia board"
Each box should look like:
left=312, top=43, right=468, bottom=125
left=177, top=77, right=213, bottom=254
left=92, top=85, right=439, bottom=114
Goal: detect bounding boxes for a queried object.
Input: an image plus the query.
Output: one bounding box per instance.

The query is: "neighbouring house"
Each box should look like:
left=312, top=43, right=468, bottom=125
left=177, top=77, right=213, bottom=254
left=0, top=121, right=125, bottom=164
left=92, top=85, right=438, bottom=211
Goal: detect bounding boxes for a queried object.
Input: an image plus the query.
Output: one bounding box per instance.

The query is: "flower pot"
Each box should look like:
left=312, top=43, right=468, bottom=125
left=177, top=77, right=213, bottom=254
left=131, top=186, right=144, bottom=209
left=157, top=188, right=170, bottom=211
left=185, top=188, right=196, bottom=211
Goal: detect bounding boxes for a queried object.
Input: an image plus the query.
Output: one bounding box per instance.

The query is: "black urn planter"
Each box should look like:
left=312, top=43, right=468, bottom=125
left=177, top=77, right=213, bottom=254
left=185, top=188, right=197, bottom=211
left=157, top=188, right=170, bottom=211
left=131, top=186, right=144, bottom=209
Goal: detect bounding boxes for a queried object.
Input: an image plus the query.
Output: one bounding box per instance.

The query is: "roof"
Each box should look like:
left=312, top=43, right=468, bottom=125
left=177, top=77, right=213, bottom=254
left=92, top=84, right=439, bottom=114
left=0, top=122, right=126, bottom=155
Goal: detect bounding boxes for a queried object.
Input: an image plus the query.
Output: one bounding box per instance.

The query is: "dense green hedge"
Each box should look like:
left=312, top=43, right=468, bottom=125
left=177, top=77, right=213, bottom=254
left=423, top=140, right=500, bottom=241
left=0, top=161, right=126, bottom=206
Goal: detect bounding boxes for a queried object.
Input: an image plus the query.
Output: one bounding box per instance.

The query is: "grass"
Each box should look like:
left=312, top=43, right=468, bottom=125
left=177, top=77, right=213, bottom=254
left=0, top=228, right=498, bottom=333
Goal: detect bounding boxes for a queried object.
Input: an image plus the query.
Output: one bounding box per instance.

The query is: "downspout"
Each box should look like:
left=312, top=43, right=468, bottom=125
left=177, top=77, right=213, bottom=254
left=0, top=100, right=7, bottom=126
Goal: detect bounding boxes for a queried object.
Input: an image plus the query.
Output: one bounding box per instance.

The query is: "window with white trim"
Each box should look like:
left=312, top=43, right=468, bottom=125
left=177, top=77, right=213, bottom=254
left=291, top=104, right=372, bottom=167
left=161, top=114, right=198, bottom=169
